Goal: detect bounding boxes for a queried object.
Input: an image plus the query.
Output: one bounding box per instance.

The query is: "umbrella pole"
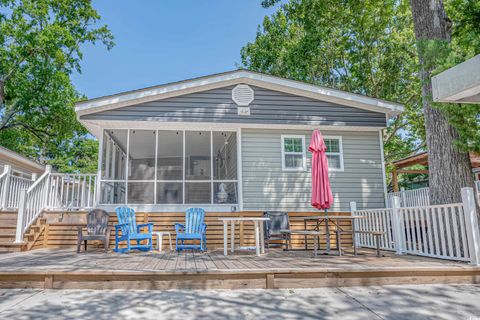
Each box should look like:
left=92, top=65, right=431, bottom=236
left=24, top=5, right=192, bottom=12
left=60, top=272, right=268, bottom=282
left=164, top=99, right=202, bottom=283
left=324, top=208, right=330, bottom=253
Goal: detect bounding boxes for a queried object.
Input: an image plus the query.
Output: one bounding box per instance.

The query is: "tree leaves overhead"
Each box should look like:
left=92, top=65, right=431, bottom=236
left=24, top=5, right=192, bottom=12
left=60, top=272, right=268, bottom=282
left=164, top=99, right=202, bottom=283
left=242, top=0, right=480, bottom=170
left=241, top=0, right=424, bottom=167
left=0, top=0, right=113, bottom=172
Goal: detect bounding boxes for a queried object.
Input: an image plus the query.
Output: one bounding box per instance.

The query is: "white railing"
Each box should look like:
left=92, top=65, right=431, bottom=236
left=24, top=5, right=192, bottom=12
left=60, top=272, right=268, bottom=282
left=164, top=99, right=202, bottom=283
left=352, top=208, right=395, bottom=251
left=47, top=173, right=97, bottom=209
left=6, top=175, right=35, bottom=209
left=398, top=203, right=470, bottom=261
left=387, top=187, right=430, bottom=208
left=0, top=165, right=35, bottom=210
left=15, top=167, right=51, bottom=242
left=14, top=167, right=98, bottom=243
left=0, top=166, right=9, bottom=209
left=352, top=187, right=480, bottom=265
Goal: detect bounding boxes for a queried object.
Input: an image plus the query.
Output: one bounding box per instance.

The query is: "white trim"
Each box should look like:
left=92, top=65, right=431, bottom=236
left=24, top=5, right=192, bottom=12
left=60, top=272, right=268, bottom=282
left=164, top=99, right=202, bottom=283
left=97, top=204, right=239, bottom=213
left=75, top=70, right=403, bottom=116
left=80, top=120, right=385, bottom=140
left=96, top=132, right=104, bottom=204
left=125, top=129, right=130, bottom=205
left=281, top=135, right=307, bottom=172
left=182, top=130, right=186, bottom=204
left=237, top=128, right=244, bottom=211
left=379, top=130, right=388, bottom=205
left=154, top=130, right=158, bottom=204
left=323, top=135, right=344, bottom=172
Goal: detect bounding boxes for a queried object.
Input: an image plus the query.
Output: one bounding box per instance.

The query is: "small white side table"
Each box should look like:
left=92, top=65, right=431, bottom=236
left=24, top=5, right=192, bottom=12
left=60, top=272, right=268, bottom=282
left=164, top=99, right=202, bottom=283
left=218, top=217, right=270, bottom=256
left=154, top=232, right=173, bottom=252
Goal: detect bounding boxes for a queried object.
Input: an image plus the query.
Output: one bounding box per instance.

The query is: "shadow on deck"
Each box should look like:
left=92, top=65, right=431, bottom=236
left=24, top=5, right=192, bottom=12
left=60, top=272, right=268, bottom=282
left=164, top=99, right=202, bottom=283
left=0, top=248, right=478, bottom=290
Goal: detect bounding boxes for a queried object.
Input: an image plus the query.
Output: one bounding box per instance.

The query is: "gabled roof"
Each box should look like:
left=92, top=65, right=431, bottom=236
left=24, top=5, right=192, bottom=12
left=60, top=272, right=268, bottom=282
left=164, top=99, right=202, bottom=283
left=75, top=70, right=404, bottom=117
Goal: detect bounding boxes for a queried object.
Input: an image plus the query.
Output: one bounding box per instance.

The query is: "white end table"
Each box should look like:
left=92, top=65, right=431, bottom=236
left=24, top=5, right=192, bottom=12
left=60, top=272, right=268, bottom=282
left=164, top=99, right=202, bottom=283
left=154, top=232, right=173, bottom=252
left=218, top=217, right=270, bottom=256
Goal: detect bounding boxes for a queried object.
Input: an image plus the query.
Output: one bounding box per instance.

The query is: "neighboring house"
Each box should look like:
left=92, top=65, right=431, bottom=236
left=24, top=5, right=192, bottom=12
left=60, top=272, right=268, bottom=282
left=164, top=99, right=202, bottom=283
left=390, top=151, right=480, bottom=191
left=0, top=146, right=44, bottom=179
left=432, top=54, right=480, bottom=104
left=75, top=70, right=403, bottom=212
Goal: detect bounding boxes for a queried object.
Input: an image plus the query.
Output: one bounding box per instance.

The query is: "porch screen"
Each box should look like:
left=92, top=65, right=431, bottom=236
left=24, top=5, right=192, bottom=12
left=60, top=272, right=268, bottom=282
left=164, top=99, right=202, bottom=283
left=99, top=129, right=238, bottom=206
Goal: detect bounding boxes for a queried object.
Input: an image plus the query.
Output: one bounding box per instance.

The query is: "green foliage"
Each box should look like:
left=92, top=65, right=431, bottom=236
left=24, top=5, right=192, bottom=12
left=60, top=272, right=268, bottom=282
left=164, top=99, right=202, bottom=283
left=0, top=0, right=113, bottom=172
left=241, top=0, right=480, bottom=169
left=240, top=0, right=425, bottom=167
left=413, top=1, right=480, bottom=153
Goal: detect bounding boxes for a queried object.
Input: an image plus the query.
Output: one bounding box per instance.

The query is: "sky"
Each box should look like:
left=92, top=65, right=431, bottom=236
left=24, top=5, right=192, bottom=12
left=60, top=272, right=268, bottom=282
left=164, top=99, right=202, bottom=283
left=71, top=1, right=280, bottom=99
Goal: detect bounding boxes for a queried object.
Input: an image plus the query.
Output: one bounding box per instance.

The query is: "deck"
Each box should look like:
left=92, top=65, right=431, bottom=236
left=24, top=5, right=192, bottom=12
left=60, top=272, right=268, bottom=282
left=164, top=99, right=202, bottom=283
left=0, top=248, right=479, bottom=290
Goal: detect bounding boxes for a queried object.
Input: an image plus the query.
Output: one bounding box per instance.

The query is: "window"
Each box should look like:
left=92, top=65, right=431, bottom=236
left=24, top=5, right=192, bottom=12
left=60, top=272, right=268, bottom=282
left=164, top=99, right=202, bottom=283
left=281, top=135, right=306, bottom=171
left=324, top=136, right=344, bottom=171
left=99, top=129, right=238, bottom=205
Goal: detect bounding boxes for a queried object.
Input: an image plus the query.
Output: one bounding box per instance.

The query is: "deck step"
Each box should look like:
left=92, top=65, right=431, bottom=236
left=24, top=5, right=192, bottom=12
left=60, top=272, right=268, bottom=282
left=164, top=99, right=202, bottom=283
left=0, top=241, right=25, bottom=252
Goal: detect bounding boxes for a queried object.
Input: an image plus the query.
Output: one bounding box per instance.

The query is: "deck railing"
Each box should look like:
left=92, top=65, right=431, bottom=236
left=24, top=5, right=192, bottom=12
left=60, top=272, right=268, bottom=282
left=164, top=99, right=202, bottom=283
left=387, top=183, right=480, bottom=209
left=386, top=187, right=430, bottom=208
left=0, top=165, right=35, bottom=210
left=14, top=167, right=97, bottom=243
left=47, top=173, right=97, bottom=210
left=352, top=187, right=480, bottom=265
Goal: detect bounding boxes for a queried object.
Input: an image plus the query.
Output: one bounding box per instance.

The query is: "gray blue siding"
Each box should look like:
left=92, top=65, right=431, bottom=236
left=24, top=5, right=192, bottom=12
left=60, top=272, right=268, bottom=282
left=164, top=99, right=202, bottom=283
left=81, top=86, right=387, bottom=127
left=241, top=129, right=385, bottom=212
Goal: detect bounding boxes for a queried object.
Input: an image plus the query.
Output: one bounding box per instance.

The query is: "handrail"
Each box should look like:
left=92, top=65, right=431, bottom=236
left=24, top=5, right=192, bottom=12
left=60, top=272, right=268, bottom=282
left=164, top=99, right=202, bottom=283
left=27, top=168, right=51, bottom=193
left=15, top=167, right=98, bottom=243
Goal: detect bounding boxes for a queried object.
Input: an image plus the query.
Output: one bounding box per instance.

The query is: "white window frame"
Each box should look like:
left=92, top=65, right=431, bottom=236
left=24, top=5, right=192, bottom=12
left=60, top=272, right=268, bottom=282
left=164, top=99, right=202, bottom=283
left=281, top=135, right=306, bottom=171
left=323, top=135, right=344, bottom=172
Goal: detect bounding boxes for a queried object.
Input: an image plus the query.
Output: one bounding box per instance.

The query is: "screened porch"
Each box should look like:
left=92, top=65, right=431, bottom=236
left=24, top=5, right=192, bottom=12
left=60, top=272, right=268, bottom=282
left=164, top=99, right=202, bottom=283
left=99, top=129, right=240, bottom=211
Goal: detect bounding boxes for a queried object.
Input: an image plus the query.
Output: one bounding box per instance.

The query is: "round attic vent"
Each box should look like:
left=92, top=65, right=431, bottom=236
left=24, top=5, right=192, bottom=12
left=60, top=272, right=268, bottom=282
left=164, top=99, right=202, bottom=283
left=232, top=84, right=254, bottom=106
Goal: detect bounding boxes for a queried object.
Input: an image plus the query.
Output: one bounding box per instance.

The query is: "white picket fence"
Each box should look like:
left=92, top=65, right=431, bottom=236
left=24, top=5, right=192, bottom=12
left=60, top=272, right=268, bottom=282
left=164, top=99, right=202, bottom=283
left=352, top=187, right=480, bottom=265
left=386, top=187, right=430, bottom=208
left=387, top=183, right=480, bottom=209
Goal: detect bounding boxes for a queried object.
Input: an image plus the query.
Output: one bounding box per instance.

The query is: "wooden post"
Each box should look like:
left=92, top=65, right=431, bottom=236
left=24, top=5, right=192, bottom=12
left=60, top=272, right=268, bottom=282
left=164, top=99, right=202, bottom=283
left=15, top=189, right=27, bottom=243
left=31, top=173, right=37, bottom=181
left=1, top=165, right=12, bottom=210
left=390, top=196, right=405, bottom=255
left=392, top=169, right=399, bottom=192
left=462, top=187, right=480, bottom=266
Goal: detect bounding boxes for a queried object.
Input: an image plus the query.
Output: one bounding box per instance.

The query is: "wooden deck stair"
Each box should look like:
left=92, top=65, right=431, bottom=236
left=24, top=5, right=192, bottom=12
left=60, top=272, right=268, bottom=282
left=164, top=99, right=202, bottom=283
left=0, top=210, right=46, bottom=252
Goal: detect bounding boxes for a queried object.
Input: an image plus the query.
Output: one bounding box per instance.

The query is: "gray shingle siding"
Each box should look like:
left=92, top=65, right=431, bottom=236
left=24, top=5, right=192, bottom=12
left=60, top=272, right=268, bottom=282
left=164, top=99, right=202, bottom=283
left=241, top=129, right=385, bottom=212
left=81, top=86, right=387, bottom=127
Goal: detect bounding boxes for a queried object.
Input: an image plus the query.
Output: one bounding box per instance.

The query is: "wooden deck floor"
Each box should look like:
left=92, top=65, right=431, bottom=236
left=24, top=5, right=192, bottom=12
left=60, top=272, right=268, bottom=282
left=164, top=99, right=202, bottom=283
left=0, top=248, right=479, bottom=290
left=0, top=248, right=472, bottom=273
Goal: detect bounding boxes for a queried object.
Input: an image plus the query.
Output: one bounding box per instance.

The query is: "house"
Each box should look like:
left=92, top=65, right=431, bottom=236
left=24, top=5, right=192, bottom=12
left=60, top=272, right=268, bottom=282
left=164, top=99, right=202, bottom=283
left=390, top=151, right=480, bottom=191
left=432, top=54, right=480, bottom=104
left=0, top=145, right=44, bottom=179
left=75, top=70, right=403, bottom=213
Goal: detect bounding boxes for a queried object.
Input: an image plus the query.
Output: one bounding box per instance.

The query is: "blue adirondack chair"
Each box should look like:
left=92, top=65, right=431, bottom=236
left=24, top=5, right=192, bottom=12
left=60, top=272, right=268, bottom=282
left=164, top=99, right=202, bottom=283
left=175, top=208, right=207, bottom=252
left=114, top=206, right=153, bottom=253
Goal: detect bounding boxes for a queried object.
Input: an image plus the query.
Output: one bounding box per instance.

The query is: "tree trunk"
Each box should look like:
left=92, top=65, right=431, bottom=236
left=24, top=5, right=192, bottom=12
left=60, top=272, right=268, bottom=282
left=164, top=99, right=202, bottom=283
left=410, top=0, right=475, bottom=205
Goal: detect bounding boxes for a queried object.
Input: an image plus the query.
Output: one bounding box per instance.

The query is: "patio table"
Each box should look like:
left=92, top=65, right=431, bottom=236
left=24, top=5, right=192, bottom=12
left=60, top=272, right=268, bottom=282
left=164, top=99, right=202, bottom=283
left=218, top=217, right=270, bottom=256
left=294, top=215, right=365, bottom=254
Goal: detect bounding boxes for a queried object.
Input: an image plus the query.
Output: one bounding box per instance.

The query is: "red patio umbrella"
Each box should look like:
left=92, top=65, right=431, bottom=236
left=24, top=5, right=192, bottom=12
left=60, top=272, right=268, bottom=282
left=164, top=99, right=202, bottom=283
left=309, top=129, right=333, bottom=210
